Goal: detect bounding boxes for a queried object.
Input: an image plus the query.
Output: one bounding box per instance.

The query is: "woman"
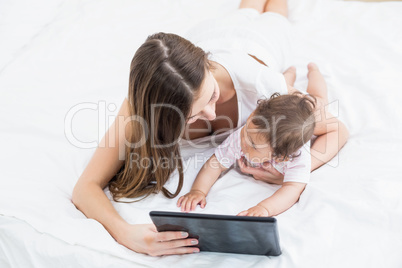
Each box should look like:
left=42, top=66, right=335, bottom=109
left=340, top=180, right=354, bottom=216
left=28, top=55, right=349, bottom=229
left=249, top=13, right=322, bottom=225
left=72, top=0, right=349, bottom=256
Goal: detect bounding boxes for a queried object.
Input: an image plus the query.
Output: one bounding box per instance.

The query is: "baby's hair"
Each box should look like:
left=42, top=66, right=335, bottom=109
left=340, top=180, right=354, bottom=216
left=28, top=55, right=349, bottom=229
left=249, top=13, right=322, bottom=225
left=252, top=92, right=316, bottom=161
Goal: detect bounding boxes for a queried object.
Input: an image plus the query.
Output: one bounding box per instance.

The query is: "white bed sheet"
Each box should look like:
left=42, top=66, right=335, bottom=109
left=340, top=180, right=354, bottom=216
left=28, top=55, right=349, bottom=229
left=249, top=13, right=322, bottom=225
left=1, top=0, right=402, bottom=267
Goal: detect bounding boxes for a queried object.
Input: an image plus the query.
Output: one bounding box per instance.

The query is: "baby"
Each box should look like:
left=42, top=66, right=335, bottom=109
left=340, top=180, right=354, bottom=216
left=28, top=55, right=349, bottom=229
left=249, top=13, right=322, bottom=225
left=177, top=63, right=325, bottom=217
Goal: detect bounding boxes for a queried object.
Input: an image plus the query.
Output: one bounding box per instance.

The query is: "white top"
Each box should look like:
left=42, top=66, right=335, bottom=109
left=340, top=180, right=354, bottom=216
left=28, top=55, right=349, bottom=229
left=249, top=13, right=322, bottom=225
left=214, top=127, right=311, bottom=184
left=210, top=49, right=289, bottom=127
left=180, top=10, right=292, bottom=158
left=184, top=9, right=293, bottom=72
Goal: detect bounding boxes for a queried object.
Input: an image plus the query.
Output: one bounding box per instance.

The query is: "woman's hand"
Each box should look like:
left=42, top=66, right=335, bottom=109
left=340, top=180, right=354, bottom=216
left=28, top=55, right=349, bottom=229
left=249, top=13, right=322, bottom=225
left=237, top=157, right=284, bottom=185
left=177, top=190, right=207, bottom=212
left=117, top=223, right=199, bottom=256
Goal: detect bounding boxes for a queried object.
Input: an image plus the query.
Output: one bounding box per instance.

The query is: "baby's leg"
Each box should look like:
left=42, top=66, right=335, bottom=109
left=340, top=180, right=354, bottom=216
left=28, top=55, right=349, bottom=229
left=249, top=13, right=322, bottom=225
left=283, top=66, right=296, bottom=86
left=239, top=0, right=267, bottom=14
left=307, top=63, right=336, bottom=140
left=307, top=63, right=330, bottom=134
left=306, top=63, right=328, bottom=104
left=306, top=63, right=348, bottom=171
left=263, top=0, right=288, bottom=17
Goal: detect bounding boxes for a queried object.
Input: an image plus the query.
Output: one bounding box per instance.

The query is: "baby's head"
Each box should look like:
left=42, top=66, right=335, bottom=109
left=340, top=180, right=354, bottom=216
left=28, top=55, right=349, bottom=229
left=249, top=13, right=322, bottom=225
left=241, top=92, right=316, bottom=164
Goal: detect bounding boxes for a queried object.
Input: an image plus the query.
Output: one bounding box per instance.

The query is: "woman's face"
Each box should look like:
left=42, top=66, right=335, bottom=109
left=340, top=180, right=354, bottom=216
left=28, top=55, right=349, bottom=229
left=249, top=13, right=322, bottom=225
left=187, top=70, right=220, bottom=124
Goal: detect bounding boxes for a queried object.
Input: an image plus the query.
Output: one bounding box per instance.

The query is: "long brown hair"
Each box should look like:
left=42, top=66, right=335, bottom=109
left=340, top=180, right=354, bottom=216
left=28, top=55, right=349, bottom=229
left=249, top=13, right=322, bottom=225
left=109, top=32, right=211, bottom=201
left=252, top=92, right=316, bottom=161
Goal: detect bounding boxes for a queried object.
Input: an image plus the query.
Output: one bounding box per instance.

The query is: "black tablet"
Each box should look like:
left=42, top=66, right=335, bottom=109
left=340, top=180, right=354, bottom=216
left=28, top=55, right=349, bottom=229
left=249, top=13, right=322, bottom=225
left=149, top=211, right=281, bottom=256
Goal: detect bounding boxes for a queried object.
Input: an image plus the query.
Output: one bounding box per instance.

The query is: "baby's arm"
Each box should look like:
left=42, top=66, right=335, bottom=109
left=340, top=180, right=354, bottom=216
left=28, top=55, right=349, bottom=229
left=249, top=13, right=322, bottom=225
left=177, top=154, right=227, bottom=212
left=237, top=182, right=306, bottom=217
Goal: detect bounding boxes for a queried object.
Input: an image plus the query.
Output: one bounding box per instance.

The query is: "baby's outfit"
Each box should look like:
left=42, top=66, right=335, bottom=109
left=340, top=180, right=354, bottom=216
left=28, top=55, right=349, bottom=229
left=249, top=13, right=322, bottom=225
left=214, top=127, right=311, bottom=184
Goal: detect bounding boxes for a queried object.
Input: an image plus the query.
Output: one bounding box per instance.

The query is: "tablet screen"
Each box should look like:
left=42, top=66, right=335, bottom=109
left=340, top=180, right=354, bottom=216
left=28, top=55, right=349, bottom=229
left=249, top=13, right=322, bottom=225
left=150, top=211, right=281, bottom=256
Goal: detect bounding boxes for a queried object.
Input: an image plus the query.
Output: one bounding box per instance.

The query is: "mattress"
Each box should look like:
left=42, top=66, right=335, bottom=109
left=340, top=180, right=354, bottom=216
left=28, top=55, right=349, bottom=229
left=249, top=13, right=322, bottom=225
left=1, top=0, right=402, bottom=267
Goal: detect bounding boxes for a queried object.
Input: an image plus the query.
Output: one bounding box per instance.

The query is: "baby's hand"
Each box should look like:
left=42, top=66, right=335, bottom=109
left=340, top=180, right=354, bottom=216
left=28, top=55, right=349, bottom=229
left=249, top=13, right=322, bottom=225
left=237, top=204, right=270, bottom=217
left=177, top=190, right=207, bottom=212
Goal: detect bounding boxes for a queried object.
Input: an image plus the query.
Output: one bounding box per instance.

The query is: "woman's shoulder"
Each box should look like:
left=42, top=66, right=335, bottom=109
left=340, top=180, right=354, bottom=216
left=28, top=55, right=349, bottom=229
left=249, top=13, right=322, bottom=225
left=209, top=49, right=265, bottom=90
left=211, top=49, right=287, bottom=96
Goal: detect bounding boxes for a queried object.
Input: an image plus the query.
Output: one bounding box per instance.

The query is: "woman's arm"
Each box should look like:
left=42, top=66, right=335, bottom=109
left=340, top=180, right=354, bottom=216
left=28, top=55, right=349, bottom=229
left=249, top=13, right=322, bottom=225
left=238, top=182, right=306, bottom=216
left=237, top=156, right=284, bottom=184
left=72, top=98, right=199, bottom=256
left=177, top=154, right=227, bottom=212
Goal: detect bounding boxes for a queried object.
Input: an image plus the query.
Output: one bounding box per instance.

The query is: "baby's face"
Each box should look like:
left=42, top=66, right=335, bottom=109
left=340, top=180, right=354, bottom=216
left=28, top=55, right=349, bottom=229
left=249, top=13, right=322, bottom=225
left=240, top=120, right=273, bottom=165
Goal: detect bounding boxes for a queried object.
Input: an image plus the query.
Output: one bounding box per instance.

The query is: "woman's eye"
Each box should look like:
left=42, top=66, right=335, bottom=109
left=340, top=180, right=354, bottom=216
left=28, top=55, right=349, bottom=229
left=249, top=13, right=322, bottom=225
left=187, top=116, right=197, bottom=123
left=209, top=92, right=217, bottom=103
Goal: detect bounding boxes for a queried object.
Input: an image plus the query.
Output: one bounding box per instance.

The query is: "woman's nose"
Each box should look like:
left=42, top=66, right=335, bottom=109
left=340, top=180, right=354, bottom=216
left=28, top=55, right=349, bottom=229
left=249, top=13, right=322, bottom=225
left=202, top=104, right=216, bottom=121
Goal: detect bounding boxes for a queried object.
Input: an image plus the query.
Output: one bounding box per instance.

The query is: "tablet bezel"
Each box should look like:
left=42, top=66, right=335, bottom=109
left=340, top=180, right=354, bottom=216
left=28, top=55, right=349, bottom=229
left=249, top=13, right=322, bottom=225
left=149, top=211, right=281, bottom=256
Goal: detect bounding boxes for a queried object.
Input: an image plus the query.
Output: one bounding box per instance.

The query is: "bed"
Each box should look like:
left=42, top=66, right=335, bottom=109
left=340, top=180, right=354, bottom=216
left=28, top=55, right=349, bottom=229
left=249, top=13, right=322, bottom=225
left=1, top=0, right=402, bottom=267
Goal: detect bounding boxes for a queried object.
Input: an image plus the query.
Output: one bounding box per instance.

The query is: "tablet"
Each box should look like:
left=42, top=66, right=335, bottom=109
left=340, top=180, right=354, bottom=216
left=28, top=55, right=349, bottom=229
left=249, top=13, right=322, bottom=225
left=149, top=211, right=281, bottom=256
